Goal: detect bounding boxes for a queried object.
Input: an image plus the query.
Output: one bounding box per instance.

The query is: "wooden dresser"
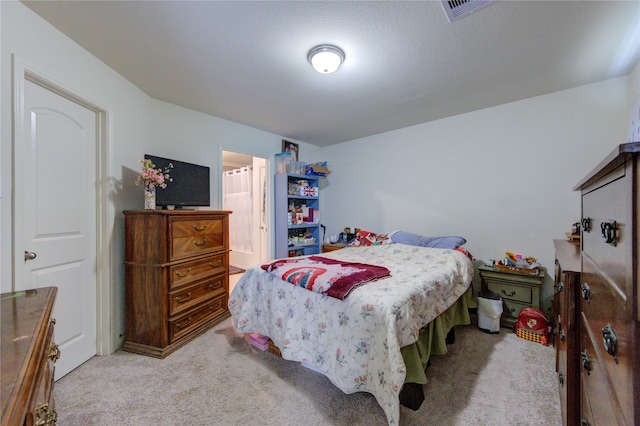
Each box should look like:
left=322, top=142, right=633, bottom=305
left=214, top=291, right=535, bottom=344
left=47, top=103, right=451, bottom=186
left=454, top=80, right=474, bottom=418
left=553, top=239, right=581, bottom=426
left=573, top=142, right=639, bottom=426
left=122, top=210, right=231, bottom=358
left=1, top=287, right=59, bottom=426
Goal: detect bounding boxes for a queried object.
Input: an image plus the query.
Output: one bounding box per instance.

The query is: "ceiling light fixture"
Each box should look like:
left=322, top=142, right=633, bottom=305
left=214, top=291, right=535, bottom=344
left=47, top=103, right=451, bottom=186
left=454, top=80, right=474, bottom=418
left=307, top=45, right=345, bottom=74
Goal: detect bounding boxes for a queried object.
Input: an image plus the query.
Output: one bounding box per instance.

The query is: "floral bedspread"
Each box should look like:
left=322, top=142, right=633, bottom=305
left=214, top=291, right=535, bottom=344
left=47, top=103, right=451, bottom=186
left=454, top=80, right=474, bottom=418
left=228, top=243, right=473, bottom=426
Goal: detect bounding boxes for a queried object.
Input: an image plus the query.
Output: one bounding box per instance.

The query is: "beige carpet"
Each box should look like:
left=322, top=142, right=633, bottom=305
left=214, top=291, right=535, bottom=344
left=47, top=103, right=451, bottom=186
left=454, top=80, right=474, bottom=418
left=55, top=316, right=561, bottom=425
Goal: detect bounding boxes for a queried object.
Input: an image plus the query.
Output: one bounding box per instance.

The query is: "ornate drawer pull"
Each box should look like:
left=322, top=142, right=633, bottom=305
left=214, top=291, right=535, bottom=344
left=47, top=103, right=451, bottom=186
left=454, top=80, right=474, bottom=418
left=193, top=224, right=207, bottom=231
left=209, top=260, right=222, bottom=268
left=48, top=344, right=61, bottom=362
left=175, top=268, right=192, bottom=277
left=602, top=324, right=618, bottom=363
left=581, top=283, right=591, bottom=302
left=176, top=317, right=192, bottom=329
left=209, top=281, right=222, bottom=290
left=501, top=289, right=516, bottom=297
left=174, top=292, right=192, bottom=304
left=554, top=282, right=564, bottom=294
left=194, top=238, right=207, bottom=247
left=35, top=403, right=57, bottom=426
left=581, top=350, right=591, bottom=373
left=600, top=220, right=617, bottom=246
left=581, top=217, right=591, bottom=233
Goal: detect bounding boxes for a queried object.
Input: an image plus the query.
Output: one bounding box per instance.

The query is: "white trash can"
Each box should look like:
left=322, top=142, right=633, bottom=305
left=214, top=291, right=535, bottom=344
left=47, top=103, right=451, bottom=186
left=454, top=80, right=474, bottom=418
left=477, top=291, right=503, bottom=334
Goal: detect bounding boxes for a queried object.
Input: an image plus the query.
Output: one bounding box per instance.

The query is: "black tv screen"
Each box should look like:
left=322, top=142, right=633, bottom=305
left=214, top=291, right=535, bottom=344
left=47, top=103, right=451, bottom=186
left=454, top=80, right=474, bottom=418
left=144, top=154, right=210, bottom=208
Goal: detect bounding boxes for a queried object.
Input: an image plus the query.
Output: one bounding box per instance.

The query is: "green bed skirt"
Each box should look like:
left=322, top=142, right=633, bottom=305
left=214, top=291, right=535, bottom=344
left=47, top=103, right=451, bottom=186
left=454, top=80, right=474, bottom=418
left=401, top=286, right=475, bottom=384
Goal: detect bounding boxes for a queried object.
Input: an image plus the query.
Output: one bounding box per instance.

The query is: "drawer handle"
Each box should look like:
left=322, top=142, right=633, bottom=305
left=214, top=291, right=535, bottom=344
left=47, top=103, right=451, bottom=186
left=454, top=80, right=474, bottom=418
left=175, top=268, right=192, bottom=277
left=501, top=289, right=516, bottom=297
left=193, top=224, right=208, bottom=231
left=209, top=260, right=223, bottom=268
left=581, top=350, right=591, bottom=373
left=209, top=281, right=222, bottom=290
left=558, top=372, right=564, bottom=386
left=48, top=344, right=61, bottom=363
left=600, top=220, right=617, bottom=246
left=581, top=217, right=591, bottom=233
left=581, top=283, right=591, bottom=302
left=602, top=324, right=618, bottom=363
left=554, top=282, right=564, bottom=294
left=194, top=238, right=208, bottom=247
left=174, top=292, right=192, bottom=304
left=176, top=317, right=192, bottom=329
left=35, top=403, right=57, bottom=426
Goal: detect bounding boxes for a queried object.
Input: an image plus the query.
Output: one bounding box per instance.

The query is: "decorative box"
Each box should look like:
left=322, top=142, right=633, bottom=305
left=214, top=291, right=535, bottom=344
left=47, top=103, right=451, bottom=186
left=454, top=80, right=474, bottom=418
left=298, top=186, right=318, bottom=197
left=249, top=333, right=269, bottom=351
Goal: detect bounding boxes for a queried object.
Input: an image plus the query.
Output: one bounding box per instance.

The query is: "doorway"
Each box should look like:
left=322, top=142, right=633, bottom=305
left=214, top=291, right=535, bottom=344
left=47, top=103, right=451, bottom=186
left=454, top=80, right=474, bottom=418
left=13, top=63, right=111, bottom=380
left=222, top=151, right=269, bottom=271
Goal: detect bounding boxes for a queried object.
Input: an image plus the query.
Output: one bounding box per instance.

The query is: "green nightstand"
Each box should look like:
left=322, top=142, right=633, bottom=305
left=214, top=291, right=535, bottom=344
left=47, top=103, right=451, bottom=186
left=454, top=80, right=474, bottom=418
left=478, top=265, right=545, bottom=329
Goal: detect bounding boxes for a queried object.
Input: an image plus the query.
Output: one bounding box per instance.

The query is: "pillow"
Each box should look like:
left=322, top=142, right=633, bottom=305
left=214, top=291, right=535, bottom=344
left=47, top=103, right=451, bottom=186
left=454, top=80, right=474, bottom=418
left=347, top=229, right=392, bottom=247
left=388, top=230, right=466, bottom=249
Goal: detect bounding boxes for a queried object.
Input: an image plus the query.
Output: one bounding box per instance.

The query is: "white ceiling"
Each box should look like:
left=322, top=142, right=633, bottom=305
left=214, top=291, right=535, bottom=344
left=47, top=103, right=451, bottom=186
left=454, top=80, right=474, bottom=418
left=23, top=1, right=640, bottom=147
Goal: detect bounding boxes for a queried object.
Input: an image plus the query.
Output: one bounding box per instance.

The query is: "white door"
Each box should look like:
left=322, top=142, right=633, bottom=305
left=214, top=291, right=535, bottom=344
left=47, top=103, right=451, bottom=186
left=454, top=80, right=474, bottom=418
left=257, top=160, right=268, bottom=264
left=19, top=79, right=97, bottom=379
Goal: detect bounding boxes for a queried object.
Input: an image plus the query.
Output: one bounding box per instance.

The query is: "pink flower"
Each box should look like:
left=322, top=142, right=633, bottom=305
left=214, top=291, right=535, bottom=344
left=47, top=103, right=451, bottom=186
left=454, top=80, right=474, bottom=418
left=135, top=159, right=173, bottom=189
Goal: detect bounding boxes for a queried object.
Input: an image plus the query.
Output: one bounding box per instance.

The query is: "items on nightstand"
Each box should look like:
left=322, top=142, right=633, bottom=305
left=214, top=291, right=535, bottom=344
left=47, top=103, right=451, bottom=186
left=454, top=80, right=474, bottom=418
left=491, top=251, right=540, bottom=275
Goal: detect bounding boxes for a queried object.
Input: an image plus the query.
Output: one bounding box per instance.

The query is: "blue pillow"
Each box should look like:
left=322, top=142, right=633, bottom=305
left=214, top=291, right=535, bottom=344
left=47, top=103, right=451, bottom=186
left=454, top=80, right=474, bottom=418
left=389, top=231, right=466, bottom=249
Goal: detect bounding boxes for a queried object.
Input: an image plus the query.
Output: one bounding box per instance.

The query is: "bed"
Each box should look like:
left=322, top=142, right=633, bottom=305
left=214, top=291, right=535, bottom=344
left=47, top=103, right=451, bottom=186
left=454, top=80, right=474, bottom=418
left=229, top=242, right=474, bottom=425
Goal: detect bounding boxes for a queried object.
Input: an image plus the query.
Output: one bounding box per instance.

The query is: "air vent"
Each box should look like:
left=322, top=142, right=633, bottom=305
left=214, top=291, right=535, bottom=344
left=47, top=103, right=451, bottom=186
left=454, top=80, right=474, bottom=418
left=441, top=0, right=496, bottom=22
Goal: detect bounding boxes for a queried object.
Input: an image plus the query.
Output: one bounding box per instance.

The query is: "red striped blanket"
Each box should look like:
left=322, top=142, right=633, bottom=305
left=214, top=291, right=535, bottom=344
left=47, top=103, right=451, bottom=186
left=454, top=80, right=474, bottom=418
left=261, top=256, right=391, bottom=300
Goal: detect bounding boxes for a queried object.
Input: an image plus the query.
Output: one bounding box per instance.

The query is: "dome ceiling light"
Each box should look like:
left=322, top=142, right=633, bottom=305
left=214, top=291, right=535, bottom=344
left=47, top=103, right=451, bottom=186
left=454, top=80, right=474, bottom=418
left=307, top=45, right=345, bottom=74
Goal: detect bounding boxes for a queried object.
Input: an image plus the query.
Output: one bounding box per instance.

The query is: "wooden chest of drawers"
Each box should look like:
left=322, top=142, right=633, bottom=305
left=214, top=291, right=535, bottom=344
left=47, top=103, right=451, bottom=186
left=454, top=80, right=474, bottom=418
left=1, top=287, right=59, bottom=426
left=123, top=210, right=231, bottom=358
left=553, top=239, right=581, bottom=426
left=573, top=142, right=639, bottom=426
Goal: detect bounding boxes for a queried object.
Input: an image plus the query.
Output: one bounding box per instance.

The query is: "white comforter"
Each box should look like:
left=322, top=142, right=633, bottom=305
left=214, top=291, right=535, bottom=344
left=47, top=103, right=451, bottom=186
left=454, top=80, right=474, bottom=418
left=229, top=243, right=473, bottom=425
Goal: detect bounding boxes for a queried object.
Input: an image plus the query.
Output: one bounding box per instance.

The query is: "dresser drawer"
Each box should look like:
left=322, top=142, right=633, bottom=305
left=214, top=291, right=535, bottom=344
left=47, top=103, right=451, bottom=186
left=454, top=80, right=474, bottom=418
left=169, top=274, right=226, bottom=316
left=486, top=281, right=532, bottom=304
left=502, top=298, right=529, bottom=320
left=169, top=295, right=227, bottom=343
left=169, top=215, right=228, bottom=260
left=581, top=266, right=634, bottom=425
left=171, top=216, right=223, bottom=238
left=581, top=166, right=632, bottom=298
left=169, top=254, right=226, bottom=290
left=29, top=323, right=57, bottom=426
left=580, top=318, right=620, bottom=425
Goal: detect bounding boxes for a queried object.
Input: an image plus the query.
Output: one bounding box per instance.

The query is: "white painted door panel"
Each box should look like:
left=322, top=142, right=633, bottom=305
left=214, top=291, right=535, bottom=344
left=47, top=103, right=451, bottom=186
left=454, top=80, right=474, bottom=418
left=21, top=79, right=97, bottom=379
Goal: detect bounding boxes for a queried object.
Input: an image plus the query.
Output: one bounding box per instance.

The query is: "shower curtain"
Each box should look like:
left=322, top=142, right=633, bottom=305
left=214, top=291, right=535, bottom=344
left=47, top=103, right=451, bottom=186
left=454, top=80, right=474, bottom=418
left=223, top=166, right=253, bottom=253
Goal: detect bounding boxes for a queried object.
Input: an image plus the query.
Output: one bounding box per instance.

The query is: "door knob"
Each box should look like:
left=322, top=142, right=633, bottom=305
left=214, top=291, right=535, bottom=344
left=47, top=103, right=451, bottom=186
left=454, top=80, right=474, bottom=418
left=24, top=251, right=37, bottom=261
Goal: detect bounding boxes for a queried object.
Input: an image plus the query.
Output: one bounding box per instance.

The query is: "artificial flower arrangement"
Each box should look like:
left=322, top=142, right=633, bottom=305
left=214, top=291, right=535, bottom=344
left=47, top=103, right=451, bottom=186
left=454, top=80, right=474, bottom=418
left=135, top=159, right=173, bottom=189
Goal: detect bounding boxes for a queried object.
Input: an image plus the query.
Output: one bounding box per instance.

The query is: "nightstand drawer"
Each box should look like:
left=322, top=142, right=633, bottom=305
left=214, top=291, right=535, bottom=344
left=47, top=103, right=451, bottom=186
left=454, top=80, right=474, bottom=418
left=486, top=281, right=532, bottom=304
left=502, top=298, right=529, bottom=319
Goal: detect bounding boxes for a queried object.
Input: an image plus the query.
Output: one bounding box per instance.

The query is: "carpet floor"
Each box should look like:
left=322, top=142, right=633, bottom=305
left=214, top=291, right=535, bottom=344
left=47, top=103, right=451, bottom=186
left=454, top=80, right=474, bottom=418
left=55, top=315, right=561, bottom=425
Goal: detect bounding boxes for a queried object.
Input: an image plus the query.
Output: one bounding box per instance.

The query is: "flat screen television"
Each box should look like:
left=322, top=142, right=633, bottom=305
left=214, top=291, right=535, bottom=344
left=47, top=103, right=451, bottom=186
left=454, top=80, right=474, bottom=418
left=144, top=154, right=210, bottom=208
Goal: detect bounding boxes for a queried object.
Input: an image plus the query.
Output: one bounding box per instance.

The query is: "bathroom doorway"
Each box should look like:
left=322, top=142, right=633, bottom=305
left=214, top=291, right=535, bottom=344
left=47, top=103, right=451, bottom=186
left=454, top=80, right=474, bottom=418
left=222, top=150, right=269, bottom=270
